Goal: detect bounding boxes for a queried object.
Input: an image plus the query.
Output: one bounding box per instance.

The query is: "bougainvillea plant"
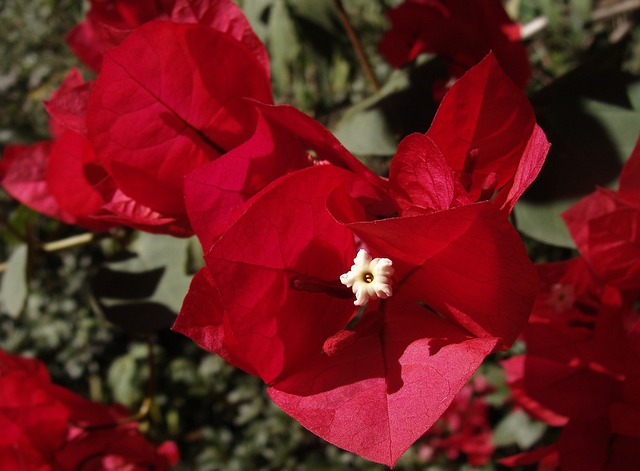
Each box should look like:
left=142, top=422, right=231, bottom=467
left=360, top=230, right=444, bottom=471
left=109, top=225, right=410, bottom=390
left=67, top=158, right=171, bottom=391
left=4, top=0, right=640, bottom=468
left=174, top=54, right=549, bottom=466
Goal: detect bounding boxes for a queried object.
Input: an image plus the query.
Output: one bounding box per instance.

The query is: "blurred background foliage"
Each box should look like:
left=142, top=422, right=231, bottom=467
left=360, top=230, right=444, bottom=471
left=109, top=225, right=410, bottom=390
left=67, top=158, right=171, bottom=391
left=2, top=0, right=640, bottom=469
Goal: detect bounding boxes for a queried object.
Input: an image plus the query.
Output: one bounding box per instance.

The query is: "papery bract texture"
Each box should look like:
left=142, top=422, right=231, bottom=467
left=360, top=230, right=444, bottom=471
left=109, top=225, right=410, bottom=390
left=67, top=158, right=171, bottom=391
left=390, top=55, right=549, bottom=217
left=86, top=20, right=273, bottom=218
left=1, top=141, right=75, bottom=225
left=44, top=67, right=92, bottom=137
left=424, top=54, right=547, bottom=213
left=1, top=69, right=117, bottom=232
left=184, top=102, right=384, bottom=251
left=45, top=130, right=118, bottom=232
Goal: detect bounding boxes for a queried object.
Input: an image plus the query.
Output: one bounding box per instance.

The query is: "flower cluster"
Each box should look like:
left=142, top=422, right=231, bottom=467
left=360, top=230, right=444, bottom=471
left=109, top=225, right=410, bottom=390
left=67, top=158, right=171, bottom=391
left=417, top=377, right=495, bottom=466
left=1, top=0, right=273, bottom=236
left=501, top=138, right=640, bottom=470
left=0, top=349, right=178, bottom=470
left=173, top=52, right=549, bottom=465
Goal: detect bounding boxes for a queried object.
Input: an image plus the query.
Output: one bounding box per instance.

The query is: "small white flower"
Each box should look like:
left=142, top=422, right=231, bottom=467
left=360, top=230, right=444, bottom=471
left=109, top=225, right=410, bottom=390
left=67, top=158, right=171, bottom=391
left=340, top=249, right=394, bottom=306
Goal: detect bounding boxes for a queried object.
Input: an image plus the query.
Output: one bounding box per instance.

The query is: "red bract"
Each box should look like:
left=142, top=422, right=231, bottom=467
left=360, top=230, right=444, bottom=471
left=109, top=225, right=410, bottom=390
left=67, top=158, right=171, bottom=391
left=184, top=101, right=384, bottom=251
left=0, top=349, right=178, bottom=470
left=0, top=68, right=194, bottom=234
left=0, top=128, right=195, bottom=236
left=0, top=351, right=69, bottom=470
left=86, top=20, right=273, bottom=225
left=5, top=13, right=274, bottom=236
left=1, top=140, right=78, bottom=226
left=378, top=0, right=530, bottom=95
left=389, top=54, right=549, bottom=217
left=502, top=258, right=640, bottom=470
left=563, top=135, right=640, bottom=289
left=0, top=74, right=116, bottom=231
left=1, top=71, right=117, bottom=232
left=66, top=0, right=269, bottom=74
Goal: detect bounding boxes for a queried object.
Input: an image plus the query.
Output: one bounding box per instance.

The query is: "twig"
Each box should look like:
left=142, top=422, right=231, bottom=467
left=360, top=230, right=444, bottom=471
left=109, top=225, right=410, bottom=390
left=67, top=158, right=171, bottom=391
left=592, top=0, right=640, bottom=21
left=334, top=0, right=380, bottom=92
left=41, top=232, right=95, bottom=252
left=520, top=16, right=549, bottom=40
left=144, top=333, right=156, bottom=412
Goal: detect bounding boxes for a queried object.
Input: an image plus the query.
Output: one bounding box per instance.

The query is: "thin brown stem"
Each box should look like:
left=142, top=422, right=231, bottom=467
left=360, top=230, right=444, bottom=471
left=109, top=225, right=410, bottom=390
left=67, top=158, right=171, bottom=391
left=144, top=333, right=156, bottom=407
left=334, top=0, right=380, bottom=92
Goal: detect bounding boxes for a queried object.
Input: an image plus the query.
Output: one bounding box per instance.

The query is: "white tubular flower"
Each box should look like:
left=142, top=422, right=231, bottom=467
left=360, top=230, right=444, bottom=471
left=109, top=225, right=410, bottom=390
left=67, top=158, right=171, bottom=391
left=340, top=249, right=394, bottom=306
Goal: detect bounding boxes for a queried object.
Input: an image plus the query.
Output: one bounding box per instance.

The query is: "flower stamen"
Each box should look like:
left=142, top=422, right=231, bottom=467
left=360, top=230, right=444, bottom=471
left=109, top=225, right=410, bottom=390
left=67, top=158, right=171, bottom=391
left=340, top=249, right=394, bottom=306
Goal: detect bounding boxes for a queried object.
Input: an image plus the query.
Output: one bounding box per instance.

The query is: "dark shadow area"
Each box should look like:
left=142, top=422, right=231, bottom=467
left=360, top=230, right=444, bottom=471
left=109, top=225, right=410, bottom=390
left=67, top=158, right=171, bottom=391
left=371, top=58, right=445, bottom=139
left=101, top=301, right=177, bottom=335
left=524, top=41, right=638, bottom=203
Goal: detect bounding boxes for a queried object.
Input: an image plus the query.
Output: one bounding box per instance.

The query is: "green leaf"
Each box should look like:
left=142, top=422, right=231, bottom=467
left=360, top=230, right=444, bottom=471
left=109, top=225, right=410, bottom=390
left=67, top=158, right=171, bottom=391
left=239, top=0, right=274, bottom=41
left=105, top=233, right=192, bottom=313
left=92, top=234, right=194, bottom=334
left=134, top=234, right=192, bottom=312
left=0, top=243, right=28, bottom=318
left=289, top=0, right=340, bottom=35
left=332, top=58, right=442, bottom=157
left=514, top=199, right=577, bottom=248
left=569, top=0, right=592, bottom=22
left=107, top=353, right=141, bottom=407
left=492, top=410, right=547, bottom=448
left=332, top=70, right=406, bottom=156
left=268, top=0, right=300, bottom=93
left=91, top=266, right=165, bottom=300
left=516, top=78, right=640, bottom=247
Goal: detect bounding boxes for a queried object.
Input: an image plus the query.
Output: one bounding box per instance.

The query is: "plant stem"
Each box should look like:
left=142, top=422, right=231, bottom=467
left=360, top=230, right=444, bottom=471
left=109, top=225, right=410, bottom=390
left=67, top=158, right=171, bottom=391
left=592, top=0, right=640, bottom=21
left=144, top=333, right=156, bottom=410
left=41, top=232, right=95, bottom=252
left=334, top=0, right=380, bottom=92
left=520, top=16, right=548, bottom=40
